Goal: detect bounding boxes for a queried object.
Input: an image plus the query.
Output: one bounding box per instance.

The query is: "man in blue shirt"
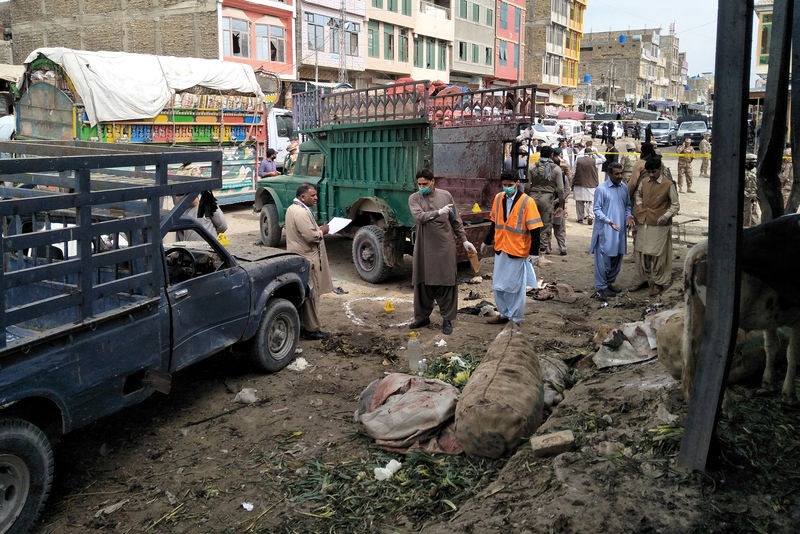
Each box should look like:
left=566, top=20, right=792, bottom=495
left=590, top=162, right=634, bottom=300
left=258, top=148, right=280, bottom=178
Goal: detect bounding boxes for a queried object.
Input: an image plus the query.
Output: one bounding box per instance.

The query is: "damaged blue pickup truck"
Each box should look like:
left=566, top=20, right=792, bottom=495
left=0, top=142, right=309, bottom=534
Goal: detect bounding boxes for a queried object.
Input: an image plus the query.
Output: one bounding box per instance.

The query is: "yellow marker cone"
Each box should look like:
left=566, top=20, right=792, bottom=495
left=217, top=233, right=230, bottom=246
left=384, top=300, right=395, bottom=312
left=471, top=203, right=481, bottom=213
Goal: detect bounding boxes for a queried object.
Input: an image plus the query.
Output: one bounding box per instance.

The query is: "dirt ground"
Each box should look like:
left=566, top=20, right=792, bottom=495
left=31, top=156, right=800, bottom=533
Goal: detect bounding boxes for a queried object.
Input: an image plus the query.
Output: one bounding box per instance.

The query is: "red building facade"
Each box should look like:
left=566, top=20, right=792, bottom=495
left=493, top=0, right=525, bottom=84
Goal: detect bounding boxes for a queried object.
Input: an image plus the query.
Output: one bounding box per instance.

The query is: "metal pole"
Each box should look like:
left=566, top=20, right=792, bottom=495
left=676, top=0, right=753, bottom=473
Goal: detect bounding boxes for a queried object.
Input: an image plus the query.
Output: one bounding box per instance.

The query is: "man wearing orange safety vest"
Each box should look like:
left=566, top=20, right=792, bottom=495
left=480, top=172, right=544, bottom=325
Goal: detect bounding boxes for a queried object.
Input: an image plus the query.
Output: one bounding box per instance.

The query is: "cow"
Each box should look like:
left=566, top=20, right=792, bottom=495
left=681, top=214, right=800, bottom=403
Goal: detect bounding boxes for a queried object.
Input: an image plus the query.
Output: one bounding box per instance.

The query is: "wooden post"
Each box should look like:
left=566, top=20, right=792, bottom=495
left=676, top=0, right=753, bottom=472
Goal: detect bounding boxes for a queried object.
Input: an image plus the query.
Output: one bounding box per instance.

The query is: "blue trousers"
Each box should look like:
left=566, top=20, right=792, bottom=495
left=594, top=252, right=622, bottom=290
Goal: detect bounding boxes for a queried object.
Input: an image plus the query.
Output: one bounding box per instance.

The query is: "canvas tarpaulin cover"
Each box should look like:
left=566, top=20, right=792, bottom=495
left=24, top=47, right=265, bottom=126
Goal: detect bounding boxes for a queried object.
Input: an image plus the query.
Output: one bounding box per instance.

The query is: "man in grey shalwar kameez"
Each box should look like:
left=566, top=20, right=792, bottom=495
left=590, top=163, right=634, bottom=300
left=408, top=168, right=477, bottom=335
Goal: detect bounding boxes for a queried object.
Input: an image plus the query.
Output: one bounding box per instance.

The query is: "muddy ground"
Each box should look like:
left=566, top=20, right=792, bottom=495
left=32, top=160, right=800, bottom=533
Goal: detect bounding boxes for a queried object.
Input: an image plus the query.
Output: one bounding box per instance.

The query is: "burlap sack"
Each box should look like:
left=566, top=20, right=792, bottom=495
left=455, top=326, right=544, bottom=458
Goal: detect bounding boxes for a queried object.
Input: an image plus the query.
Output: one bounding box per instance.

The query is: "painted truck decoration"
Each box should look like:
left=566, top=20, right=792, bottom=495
left=0, top=141, right=310, bottom=534
left=14, top=49, right=292, bottom=205
left=254, top=80, right=538, bottom=283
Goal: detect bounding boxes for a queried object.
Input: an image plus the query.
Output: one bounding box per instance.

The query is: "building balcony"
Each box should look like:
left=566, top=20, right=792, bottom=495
left=419, top=0, right=450, bottom=20
left=415, top=0, right=454, bottom=40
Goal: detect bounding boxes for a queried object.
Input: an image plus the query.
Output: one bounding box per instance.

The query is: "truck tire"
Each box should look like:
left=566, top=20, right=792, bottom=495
left=259, top=203, right=281, bottom=247
left=0, top=419, right=54, bottom=534
left=352, top=225, right=392, bottom=283
left=251, top=298, right=300, bottom=373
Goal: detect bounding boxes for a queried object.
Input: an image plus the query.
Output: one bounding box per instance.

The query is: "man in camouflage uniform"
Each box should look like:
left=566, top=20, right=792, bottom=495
left=620, top=141, right=637, bottom=184
left=779, top=146, right=794, bottom=210
left=676, top=137, right=696, bottom=193
left=525, top=145, right=564, bottom=260
left=743, top=153, right=760, bottom=227
left=699, top=133, right=711, bottom=177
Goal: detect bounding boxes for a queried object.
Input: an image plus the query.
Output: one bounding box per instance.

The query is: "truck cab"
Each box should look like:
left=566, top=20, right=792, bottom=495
left=0, top=141, right=309, bottom=533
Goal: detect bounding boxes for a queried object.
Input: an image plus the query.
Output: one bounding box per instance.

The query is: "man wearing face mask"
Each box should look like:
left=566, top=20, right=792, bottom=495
left=408, top=168, right=477, bottom=335
left=481, top=172, right=544, bottom=325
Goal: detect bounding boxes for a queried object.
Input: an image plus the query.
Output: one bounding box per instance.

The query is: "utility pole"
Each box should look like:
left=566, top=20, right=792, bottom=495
left=338, top=0, right=348, bottom=84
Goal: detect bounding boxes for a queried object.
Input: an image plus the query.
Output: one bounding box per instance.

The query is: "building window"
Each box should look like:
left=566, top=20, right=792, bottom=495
left=459, top=0, right=468, bottom=19
left=368, top=21, right=379, bottom=57
left=759, top=13, right=771, bottom=65
left=458, top=41, right=467, bottom=61
left=426, top=37, right=436, bottom=69
left=256, top=23, right=285, bottom=62
left=499, top=40, right=507, bottom=66
left=438, top=40, right=447, bottom=70
left=514, top=6, right=521, bottom=34
left=223, top=17, right=251, bottom=58
left=306, top=13, right=325, bottom=51
left=514, top=43, right=519, bottom=69
left=500, top=3, right=507, bottom=29
left=472, top=3, right=480, bottom=22
left=384, top=23, right=395, bottom=60
left=388, top=0, right=397, bottom=12
left=347, top=22, right=360, bottom=56
left=485, top=46, right=492, bottom=65
left=402, top=0, right=411, bottom=16
left=486, top=8, right=493, bottom=26
left=414, top=34, right=423, bottom=67
left=471, top=43, right=479, bottom=63
left=399, top=28, right=409, bottom=61
left=372, top=0, right=382, bottom=7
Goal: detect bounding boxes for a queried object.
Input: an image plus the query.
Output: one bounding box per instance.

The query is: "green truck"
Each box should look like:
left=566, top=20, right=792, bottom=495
left=253, top=81, right=537, bottom=283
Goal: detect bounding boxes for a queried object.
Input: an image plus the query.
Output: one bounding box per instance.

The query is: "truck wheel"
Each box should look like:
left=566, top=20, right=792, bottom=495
left=0, top=419, right=54, bottom=534
left=352, top=225, right=392, bottom=283
left=259, top=204, right=281, bottom=247
left=251, top=298, right=300, bottom=373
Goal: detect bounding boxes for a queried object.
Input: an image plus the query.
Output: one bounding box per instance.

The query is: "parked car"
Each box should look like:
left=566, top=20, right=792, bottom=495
left=527, top=124, right=561, bottom=146
left=556, top=119, right=585, bottom=140
left=646, top=121, right=676, bottom=146
left=540, top=118, right=559, bottom=132
left=676, top=121, right=709, bottom=146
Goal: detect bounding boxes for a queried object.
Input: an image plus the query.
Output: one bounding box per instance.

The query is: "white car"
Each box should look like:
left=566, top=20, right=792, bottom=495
left=540, top=118, right=559, bottom=133
left=523, top=124, right=560, bottom=146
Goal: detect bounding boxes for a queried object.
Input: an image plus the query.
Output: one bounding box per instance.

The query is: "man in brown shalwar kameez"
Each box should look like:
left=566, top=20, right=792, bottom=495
left=408, top=168, right=477, bottom=335
left=628, top=155, right=680, bottom=296
left=285, top=183, right=334, bottom=339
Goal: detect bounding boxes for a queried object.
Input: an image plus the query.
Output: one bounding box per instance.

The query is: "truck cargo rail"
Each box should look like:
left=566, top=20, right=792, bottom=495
left=294, top=81, right=537, bottom=130
left=0, top=141, right=222, bottom=352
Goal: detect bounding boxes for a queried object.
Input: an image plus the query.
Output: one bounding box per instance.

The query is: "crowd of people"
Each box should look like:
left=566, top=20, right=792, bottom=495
left=251, top=123, right=795, bottom=340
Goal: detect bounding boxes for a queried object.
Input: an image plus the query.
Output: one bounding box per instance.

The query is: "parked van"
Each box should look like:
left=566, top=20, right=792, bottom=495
left=556, top=119, right=584, bottom=140
left=268, top=107, right=296, bottom=170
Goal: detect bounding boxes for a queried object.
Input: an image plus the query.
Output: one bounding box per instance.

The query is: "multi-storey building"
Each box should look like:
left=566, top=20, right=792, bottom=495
left=361, top=0, right=452, bottom=85
left=10, top=0, right=297, bottom=84
left=522, top=0, right=585, bottom=110
left=296, top=0, right=366, bottom=86
left=754, top=0, right=773, bottom=82
left=659, top=32, right=683, bottom=105
left=451, top=0, right=495, bottom=86
left=578, top=28, right=670, bottom=110
left=490, top=0, right=525, bottom=85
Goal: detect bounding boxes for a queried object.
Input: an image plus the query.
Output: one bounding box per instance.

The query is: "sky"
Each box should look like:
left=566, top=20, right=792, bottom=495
left=583, top=0, right=760, bottom=82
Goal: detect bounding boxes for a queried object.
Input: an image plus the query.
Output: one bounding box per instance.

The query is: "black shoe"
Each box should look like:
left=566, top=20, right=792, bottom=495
left=301, top=330, right=327, bottom=340
left=606, top=284, right=622, bottom=294
left=409, top=317, right=431, bottom=329
left=442, top=319, right=453, bottom=335
left=594, top=289, right=611, bottom=300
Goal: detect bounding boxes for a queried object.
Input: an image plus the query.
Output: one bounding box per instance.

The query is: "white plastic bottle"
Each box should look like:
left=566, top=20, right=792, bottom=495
left=407, top=331, right=421, bottom=372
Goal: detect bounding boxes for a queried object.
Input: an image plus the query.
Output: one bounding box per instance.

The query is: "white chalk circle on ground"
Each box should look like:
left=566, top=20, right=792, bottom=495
left=344, top=297, right=413, bottom=327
